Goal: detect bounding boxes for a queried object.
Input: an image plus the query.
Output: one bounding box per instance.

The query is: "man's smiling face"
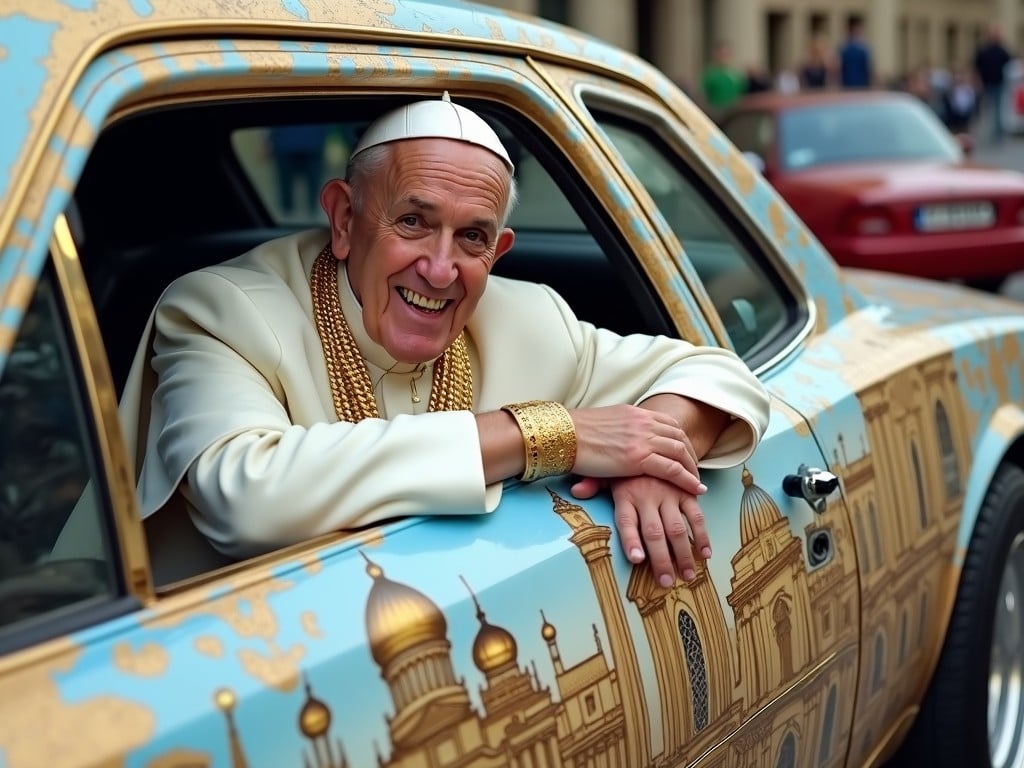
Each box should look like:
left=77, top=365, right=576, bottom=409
left=325, top=138, right=515, bottom=364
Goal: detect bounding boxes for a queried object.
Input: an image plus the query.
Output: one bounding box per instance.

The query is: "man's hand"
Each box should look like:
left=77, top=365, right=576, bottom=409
left=569, top=395, right=729, bottom=587
left=569, top=404, right=705, bottom=495
left=572, top=475, right=710, bottom=587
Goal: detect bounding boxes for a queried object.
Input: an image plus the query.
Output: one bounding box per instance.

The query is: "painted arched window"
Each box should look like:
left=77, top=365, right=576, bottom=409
left=678, top=611, right=709, bottom=730
left=776, top=731, right=797, bottom=768
left=868, top=502, right=883, bottom=569
left=936, top=401, right=960, bottom=497
left=854, top=505, right=873, bottom=572
left=773, top=597, right=794, bottom=680
left=872, top=632, right=886, bottom=694
left=819, top=686, right=837, bottom=763
left=911, top=443, right=928, bottom=528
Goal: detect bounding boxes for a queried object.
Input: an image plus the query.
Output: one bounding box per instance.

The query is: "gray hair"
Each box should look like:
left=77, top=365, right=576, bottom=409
left=345, top=143, right=519, bottom=228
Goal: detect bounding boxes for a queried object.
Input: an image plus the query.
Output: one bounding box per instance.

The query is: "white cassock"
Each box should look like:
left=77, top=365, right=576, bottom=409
left=99, top=228, right=770, bottom=582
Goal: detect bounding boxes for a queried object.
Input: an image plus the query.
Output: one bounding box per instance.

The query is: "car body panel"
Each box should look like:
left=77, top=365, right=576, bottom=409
left=1, top=3, right=1023, bottom=768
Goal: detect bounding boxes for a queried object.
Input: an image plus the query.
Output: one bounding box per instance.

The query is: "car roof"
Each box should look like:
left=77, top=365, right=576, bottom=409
left=0, top=0, right=665, bottom=264
left=0, top=0, right=645, bottom=101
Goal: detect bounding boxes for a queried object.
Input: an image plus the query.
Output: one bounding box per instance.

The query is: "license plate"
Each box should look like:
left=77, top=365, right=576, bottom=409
left=914, top=202, right=996, bottom=232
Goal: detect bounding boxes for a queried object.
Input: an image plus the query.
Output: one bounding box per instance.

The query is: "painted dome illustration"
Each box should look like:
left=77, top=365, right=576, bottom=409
left=472, top=614, right=518, bottom=673
left=739, top=466, right=784, bottom=545
left=363, top=555, right=447, bottom=666
left=298, top=679, right=332, bottom=739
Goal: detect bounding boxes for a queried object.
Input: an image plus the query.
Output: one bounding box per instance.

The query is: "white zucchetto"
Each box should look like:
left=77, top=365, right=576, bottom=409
left=351, top=91, right=514, bottom=172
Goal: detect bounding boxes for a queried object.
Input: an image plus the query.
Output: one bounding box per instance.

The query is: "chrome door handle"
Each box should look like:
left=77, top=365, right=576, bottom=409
left=782, top=463, right=839, bottom=514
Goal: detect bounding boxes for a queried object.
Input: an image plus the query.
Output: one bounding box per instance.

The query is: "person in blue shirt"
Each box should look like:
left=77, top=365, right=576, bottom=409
left=838, top=19, right=872, bottom=89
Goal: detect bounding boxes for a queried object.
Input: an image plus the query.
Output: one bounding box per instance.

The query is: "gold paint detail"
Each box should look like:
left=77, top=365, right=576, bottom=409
left=237, top=643, right=304, bottom=693
left=362, top=553, right=447, bottom=667
left=113, top=642, right=170, bottom=677
left=214, top=688, right=236, bottom=712
left=300, top=611, right=324, bottom=639
left=299, top=679, right=332, bottom=738
left=0, top=651, right=155, bottom=767
left=194, top=636, right=225, bottom=658
left=49, top=215, right=155, bottom=603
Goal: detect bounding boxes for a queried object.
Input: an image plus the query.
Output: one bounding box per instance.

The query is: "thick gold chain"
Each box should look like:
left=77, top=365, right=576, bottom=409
left=310, top=245, right=473, bottom=422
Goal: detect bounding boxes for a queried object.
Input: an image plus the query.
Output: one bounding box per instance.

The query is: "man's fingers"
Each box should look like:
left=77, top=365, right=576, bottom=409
left=638, top=508, right=674, bottom=587
left=570, top=476, right=603, bottom=499
left=639, top=453, right=706, bottom=495
left=613, top=503, right=646, bottom=565
left=682, top=494, right=712, bottom=560
left=648, top=434, right=701, bottom=477
left=662, top=502, right=696, bottom=583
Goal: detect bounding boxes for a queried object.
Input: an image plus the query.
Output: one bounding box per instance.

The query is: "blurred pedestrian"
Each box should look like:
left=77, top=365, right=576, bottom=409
left=943, top=69, right=978, bottom=134
left=838, top=19, right=873, bottom=89
left=744, top=64, right=772, bottom=94
left=701, top=41, right=747, bottom=120
left=974, top=23, right=1013, bottom=144
left=800, top=35, right=834, bottom=90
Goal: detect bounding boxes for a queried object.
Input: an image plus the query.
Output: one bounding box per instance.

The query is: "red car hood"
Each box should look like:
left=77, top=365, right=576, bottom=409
left=775, top=161, right=1024, bottom=202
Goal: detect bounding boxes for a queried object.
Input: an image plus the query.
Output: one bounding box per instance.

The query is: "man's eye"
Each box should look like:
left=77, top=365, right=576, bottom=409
left=400, top=215, right=421, bottom=227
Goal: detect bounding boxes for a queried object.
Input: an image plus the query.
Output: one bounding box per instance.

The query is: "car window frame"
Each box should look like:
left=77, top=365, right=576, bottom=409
left=562, top=81, right=814, bottom=372
left=0, top=217, right=150, bottom=655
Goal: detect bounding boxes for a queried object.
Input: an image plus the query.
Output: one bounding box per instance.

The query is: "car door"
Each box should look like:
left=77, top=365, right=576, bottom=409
left=535, top=64, right=865, bottom=767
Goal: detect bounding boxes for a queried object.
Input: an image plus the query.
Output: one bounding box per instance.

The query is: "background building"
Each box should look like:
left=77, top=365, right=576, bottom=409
left=481, top=0, right=1021, bottom=101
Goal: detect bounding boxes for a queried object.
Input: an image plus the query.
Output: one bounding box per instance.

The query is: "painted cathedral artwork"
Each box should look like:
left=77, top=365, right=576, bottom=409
left=135, top=349, right=966, bottom=768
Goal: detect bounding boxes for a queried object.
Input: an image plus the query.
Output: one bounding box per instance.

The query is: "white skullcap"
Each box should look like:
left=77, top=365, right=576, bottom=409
left=352, top=91, right=514, bottom=172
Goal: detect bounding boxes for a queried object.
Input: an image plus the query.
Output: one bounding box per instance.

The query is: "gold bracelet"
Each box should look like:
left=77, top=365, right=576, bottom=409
left=501, top=400, right=577, bottom=482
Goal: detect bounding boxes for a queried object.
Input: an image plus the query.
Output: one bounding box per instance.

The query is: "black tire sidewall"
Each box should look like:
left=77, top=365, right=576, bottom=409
left=903, top=463, right=1024, bottom=766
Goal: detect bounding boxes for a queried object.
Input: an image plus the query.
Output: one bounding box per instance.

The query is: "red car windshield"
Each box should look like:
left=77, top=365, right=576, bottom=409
left=779, top=99, right=963, bottom=171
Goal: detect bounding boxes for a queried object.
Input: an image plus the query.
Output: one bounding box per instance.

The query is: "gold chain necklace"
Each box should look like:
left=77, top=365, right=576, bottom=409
left=310, top=245, right=473, bottom=422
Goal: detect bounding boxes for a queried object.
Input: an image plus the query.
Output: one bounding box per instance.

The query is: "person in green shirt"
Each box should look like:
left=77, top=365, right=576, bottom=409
left=702, top=40, right=748, bottom=120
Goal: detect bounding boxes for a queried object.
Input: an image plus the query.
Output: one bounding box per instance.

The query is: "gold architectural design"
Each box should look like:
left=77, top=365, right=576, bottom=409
left=173, top=356, right=967, bottom=766
left=837, top=354, right=967, bottom=764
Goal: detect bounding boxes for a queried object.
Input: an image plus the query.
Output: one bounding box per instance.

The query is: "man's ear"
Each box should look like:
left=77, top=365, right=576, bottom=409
left=320, top=179, right=355, bottom=261
left=493, top=228, right=516, bottom=265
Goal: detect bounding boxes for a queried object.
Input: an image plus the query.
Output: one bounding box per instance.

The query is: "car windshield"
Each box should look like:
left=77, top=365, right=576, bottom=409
left=779, top=99, right=963, bottom=171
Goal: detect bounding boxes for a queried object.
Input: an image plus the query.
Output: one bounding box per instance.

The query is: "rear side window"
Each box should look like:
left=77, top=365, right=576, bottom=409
left=0, top=268, right=120, bottom=639
left=591, top=112, right=790, bottom=360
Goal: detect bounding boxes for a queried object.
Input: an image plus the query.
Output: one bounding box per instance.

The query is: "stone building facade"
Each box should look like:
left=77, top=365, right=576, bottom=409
left=481, top=0, right=1022, bottom=94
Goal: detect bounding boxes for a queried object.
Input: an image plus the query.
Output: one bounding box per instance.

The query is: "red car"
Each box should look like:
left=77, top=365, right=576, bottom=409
left=719, top=90, right=1024, bottom=289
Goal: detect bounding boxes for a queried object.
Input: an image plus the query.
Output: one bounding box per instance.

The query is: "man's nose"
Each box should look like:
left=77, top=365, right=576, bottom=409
left=419, top=233, right=458, bottom=286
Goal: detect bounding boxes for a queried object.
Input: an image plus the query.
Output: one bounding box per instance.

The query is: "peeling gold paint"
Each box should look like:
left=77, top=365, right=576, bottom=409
left=728, top=152, right=756, bottom=196
left=352, top=528, right=385, bottom=548
left=194, top=635, right=225, bottom=658
left=767, top=200, right=790, bottom=243
left=194, top=581, right=293, bottom=640
left=145, top=748, right=211, bottom=768
left=989, top=403, right=1024, bottom=439
left=237, top=642, right=304, bottom=692
left=114, top=642, right=170, bottom=677
left=1, top=651, right=154, bottom=767
left=301, top=611, right=324, bottom=639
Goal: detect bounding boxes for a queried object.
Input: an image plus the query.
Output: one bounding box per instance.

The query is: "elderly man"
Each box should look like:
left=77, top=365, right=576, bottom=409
left=120, top=94, right=771, bottom=585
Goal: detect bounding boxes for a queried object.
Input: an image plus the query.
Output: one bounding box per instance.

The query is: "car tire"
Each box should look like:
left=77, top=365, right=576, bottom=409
left=895, top=462, right=1024, bottom=768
